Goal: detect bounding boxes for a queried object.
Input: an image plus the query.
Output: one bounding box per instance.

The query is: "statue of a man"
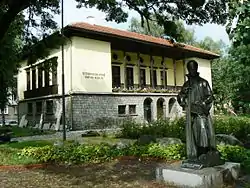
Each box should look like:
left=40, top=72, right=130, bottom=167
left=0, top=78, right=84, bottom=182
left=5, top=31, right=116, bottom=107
left=177, top=60, right=223, bottom=169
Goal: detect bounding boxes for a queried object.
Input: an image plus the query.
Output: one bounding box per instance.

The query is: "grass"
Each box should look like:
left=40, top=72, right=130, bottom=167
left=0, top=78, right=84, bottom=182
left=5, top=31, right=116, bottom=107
left=0, top=126, right=56, bottom=138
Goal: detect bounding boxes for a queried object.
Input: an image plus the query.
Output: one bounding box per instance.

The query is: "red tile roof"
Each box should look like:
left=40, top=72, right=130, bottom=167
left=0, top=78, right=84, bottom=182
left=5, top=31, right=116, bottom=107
left=69, top=22, right=219, bottom=58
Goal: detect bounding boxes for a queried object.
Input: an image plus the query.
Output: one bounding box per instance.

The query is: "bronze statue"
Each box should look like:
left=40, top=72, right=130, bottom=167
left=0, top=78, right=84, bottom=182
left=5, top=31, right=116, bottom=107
left=177, top=60, right=223, bottom=169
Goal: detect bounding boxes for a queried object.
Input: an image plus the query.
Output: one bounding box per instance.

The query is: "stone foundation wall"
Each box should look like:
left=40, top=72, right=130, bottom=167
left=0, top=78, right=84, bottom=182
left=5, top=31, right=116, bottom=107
left=18, top=96, right=72, bottom=128
left=18, top=93, right=184, bottom=130
left=71, top=93, right=183, bottom=130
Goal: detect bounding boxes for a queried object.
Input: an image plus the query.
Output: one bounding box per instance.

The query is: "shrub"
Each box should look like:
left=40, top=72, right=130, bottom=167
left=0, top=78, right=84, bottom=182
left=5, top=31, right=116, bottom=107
left=118, top=115, right=250, bottom=143
left=214, top=116, right=250, bottom=142
left=19, top=141, right=250, bottom=172
left=118, top=118, right=185, bottom=141
left=19, top=143, right=186, bottom=164
left=217, top=145, right=248, bottom=162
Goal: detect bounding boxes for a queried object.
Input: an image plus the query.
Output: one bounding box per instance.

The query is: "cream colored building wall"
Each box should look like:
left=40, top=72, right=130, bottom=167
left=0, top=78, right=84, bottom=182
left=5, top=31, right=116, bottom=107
left=111, top=50, right=176, bottom=86
left=57, top=43, right=73, bottom=95
left=71, top=37, right=112, bottom=92
left=175, top=60, right=185, bottom=86
left=17, top=61, right=27, bottom=101
left=17, top=43, right=72, bottom=101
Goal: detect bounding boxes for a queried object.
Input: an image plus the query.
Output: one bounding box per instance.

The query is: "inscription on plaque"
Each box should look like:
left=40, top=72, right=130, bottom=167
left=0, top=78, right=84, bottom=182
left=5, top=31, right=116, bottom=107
left=82, top=72, right=105, bottom=80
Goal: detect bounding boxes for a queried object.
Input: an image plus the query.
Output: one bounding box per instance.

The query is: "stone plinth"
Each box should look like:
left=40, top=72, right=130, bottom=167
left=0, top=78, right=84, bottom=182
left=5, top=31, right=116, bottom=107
left=156, top=162, right=241, bottom=188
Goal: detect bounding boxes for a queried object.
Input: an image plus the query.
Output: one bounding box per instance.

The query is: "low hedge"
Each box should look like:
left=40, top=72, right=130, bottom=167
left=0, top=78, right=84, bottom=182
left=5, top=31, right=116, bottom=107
left=19, top=143, right=186, bottom=164
left=118, top=116, right=250, bottom=142
left=118, top=118, right=185, bottom=141
left=19, top=142, right=250, bottom=172
left=214, top=116, right=250, bottom=142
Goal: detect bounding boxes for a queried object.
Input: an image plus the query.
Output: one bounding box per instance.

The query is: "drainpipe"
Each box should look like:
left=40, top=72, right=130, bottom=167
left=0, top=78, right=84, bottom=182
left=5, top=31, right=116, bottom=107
left=69, top=38, right=73, bottom=130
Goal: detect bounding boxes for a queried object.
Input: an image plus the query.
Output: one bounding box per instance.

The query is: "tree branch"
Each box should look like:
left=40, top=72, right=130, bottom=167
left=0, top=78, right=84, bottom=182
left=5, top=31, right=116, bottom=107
left=0, top=0, right=35, bottom=42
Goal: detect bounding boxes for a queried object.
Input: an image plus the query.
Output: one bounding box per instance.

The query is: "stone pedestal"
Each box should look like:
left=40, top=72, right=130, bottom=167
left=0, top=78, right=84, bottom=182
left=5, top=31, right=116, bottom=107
left=156, top=162, right=240, bottom=188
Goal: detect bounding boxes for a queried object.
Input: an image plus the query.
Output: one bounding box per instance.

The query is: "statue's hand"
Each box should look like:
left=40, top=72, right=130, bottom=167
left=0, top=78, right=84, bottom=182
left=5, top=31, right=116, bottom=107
left=191, top=102, right=209, bottom=115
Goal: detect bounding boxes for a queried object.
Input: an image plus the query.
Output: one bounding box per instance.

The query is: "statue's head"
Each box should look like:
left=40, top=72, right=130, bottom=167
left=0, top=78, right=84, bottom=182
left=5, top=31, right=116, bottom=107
left=187, top=60, right=198, bottom=77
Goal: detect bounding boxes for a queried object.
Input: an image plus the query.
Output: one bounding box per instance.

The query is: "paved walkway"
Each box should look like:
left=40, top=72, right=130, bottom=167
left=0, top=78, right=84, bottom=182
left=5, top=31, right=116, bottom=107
left=11, top=128, right=121, bottom=142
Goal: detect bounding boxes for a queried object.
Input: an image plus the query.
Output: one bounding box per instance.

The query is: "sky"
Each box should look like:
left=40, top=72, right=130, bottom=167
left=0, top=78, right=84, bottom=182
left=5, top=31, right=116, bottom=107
left=54, top=0, right=230, bottom=45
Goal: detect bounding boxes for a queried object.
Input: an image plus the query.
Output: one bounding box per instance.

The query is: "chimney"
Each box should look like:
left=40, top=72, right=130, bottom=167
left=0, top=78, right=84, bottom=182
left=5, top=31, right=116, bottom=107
left=86, top=16, right=96, bottom=25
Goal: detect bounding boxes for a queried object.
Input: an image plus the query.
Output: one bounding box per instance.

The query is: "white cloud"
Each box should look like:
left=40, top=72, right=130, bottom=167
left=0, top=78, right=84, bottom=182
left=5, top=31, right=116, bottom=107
left=55, top=0, right=230, bottom=44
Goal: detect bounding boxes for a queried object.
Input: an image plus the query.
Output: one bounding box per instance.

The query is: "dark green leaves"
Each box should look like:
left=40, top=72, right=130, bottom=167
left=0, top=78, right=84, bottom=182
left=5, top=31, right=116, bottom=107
left=76, top=0, right=228, bottom=28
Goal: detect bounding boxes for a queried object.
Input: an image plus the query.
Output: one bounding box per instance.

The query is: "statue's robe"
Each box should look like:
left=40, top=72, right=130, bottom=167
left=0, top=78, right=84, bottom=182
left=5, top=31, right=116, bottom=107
left=177, top=73, right=216, bottom=160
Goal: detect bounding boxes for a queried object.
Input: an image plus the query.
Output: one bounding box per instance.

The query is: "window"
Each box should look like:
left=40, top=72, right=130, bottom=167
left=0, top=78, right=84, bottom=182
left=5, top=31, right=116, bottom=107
left=129, top=105, right=136, bottom=115
left=32, top=68, right=36, bottom=90
left=160, top=70, right=167, bottom=86
left=140, top=69, right=146, bottom=88
left=36, top=102, right=42, bottom=114
left=112, top=53, right=118, bottom=60
left=44, top=65, right=50, bottom=87
left=150, top=69, right=157, bottom=88
left=14, top=106, right=18, bottom=115
left=1, top=107, right=8, bottom=115
left=28, top=103, right=33, bottom=114
left=26, top=70, right=30, bottom=90
left=126, top=67, right=134, bottom=88
left=46, top=100, right=53, bottom=114
left=38, top=66, right=43, bottom=88
left=118, top=105, right=126, bottom=115
left=52, top=65, right=57, bottom=85
left=112, top=66, right=121, bottom=88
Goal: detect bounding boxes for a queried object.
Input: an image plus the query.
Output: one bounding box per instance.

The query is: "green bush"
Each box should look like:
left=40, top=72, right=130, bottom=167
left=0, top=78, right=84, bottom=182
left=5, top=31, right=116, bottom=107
left=214, top=116, right=250, bottom=142
left=118, top=118, right=185, bottom=141
left=217, top=145, right=248, bottom=162
left=19, top=143, right=186, bottom=164
left=118, top=115, right=250, bottom=142
left=19, top=141, right=250, bottom=170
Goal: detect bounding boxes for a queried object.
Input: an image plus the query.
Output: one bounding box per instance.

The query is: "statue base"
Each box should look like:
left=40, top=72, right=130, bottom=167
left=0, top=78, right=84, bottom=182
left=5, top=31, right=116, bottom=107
left=156, top=162, right=241, bottom=188
left=181, top=150, right=225, bottom=170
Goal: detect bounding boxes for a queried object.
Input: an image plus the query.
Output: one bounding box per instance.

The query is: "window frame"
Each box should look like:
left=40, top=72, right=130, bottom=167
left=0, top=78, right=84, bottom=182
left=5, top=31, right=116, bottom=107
left=26, top=70, right=31, bottom=90
left=118, top=105, right=126, bottom=115
left=32, top=68, right=36, bottom=90
left=126, top=67, right=134, bottom=88
left=112, top=65, right=121, bottom=88
left=140, top=68, right=146, bottom=88
left=27, top=103, right=33, bottom=115
left=129, top=105, right=136, bottom=115
left=46, top=100, right=54, bottom=114
left=36, top=101, right=42, bottom=115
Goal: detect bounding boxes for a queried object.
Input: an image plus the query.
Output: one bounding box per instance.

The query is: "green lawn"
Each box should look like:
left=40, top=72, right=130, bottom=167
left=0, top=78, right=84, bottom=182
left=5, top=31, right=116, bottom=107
left=0, top=126, right=55, bottom=138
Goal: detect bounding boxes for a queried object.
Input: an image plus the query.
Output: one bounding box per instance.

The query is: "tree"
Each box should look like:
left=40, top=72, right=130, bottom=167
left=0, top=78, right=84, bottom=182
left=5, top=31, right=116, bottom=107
left=0, top=0, right=229, bottom=44
left=223, top=1, right=250, bottom=113
left=0, top=9, right=24, bottom=125
left=195, top=37, right=227, bottom=55
left=128, top=17, right=196, bottom=45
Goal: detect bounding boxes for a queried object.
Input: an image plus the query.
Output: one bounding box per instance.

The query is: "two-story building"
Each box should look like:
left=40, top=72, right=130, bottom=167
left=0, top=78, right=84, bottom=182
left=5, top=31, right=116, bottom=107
left=17, top=22, right=219, bottom=130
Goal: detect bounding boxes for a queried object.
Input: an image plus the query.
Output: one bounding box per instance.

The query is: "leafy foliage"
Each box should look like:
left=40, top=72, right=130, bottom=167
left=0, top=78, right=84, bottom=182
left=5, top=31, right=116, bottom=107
left=223, top=1, right=250, bottom=113
left=0, top=9, right=24, bottom=125
left=214, top=116, right=250, bottom=142
left=118, top=118, right=185, bottom=141
left=128, top=16, right=196, bottom=44
left=17, top=140, right=250, bottom=174
left=118, top=116, right=250, bottom=143
left=19, top=142, right=186, bottom=164
left=76, top=0, right=228, bottom=32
